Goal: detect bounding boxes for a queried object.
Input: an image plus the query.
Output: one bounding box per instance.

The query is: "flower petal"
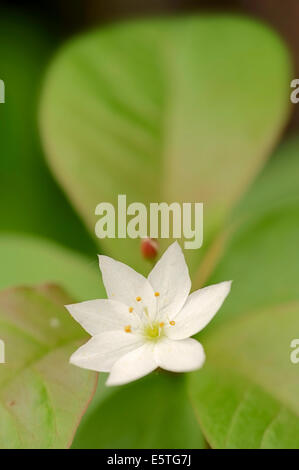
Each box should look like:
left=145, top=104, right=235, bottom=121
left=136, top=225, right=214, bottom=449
left=99, top=255, right=156, bottom=318
left=106, top=342, right=157, bottom=386
left=165, top=281, right=232, bottom=340
left=154, top=338, right=205, bottom=372
left=66, top=299, right=140, bottom=336
left=148, top=241, right=191, bottom=318
left=70, top=331, right=143, bottom=372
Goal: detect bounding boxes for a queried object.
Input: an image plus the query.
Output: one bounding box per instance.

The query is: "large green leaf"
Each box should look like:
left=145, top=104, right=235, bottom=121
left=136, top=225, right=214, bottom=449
left=188, top=137, right=299, bottom=448
left=203, top=136, right=299, bottom=333
left=0, top=11, right=96, bottom=256
left=40, top=15, right=291, bottom=275
left=0, top=234, right=104, bottom=301
left=0, top=283, right=97, bottom=448
left=73, top=372, right=206, bottom=449
left=190, top=363, right=299, bottom=449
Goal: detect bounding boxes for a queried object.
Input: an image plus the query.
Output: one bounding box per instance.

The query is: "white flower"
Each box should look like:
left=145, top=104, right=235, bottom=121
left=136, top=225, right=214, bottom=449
left=67, top=242, right=231, bottom=386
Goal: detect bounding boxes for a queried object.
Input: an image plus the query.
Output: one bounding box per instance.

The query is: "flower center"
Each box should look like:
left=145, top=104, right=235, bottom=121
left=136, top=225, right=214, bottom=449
left=144, top=322, right=164, bottom=341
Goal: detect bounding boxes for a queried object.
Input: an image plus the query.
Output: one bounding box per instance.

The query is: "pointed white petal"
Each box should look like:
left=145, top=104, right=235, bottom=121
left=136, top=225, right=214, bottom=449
left=106, top=342, right=157, bottom=386
left=99, top=255, right=156, bottom=319
left=165, top=281, right=232, bottom=340
left=66, top=299, right=140, bottom=336
left=154, top=338, right=205, bottom=372
left=148, top=241, right=191, bottom=318
left=70, top=331, right=143, bottom=372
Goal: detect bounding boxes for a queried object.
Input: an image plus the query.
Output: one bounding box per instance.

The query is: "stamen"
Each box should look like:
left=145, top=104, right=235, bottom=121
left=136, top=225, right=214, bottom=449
left=129, top=307, right=133, bottom=313
left=169, top=320, right=175, bottom=326
left=124, top=325, right=131, bottom=333
left=159, top=322, right=164, bottom=327
left=154, top=292, right=160, bottom=297
left=136, top=296, right=142, bottom=302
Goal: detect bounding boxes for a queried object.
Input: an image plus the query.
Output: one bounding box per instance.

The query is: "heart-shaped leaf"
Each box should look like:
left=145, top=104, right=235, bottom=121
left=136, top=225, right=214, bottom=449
left=0, top=283, right=97, bottom=448
left=188, top=137, right=299, bottom=448
left=40, top=15, right=291, bottom=274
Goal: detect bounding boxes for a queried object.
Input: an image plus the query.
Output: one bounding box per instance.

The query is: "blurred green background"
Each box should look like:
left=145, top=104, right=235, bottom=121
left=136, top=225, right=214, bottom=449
left=0, top=0, right=299, bottom=449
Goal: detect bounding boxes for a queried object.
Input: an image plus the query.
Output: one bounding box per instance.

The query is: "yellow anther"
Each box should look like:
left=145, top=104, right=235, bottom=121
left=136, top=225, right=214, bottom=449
left=169, top=320, right=175, bottom=326
left=154, top=292, right=160, bottom=297
left=124, top=325, right=131, bottom=333
left=136, top=296, right=142, bottom=302
left=159, top=322, right=164, bottom=327
left=129, top=307, right=133, bottom=313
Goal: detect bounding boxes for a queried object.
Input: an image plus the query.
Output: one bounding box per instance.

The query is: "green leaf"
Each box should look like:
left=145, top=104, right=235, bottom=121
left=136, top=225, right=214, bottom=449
left=72, top=372, right=206, bottom=449
left=204, top=136, right=299, bottom=332
left=0, top=283, right=97, bottom=448
left=40, top=15, right=291, bottom=274
left=0, top=12, right=96, bottom=256
left=190, top=364, right=299, bottom=449
left=188, top=137, right=299, bottom=448
left=0, top=234, right=104, bottom=301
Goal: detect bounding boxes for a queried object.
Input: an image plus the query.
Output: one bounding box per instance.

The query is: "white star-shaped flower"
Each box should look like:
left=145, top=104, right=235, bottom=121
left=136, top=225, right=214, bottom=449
left=67, top=242, right=231, bottom=386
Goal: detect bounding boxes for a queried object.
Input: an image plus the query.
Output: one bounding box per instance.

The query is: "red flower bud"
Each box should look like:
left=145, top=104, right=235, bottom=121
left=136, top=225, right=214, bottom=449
left=141, top=238, right=158, bottom=260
